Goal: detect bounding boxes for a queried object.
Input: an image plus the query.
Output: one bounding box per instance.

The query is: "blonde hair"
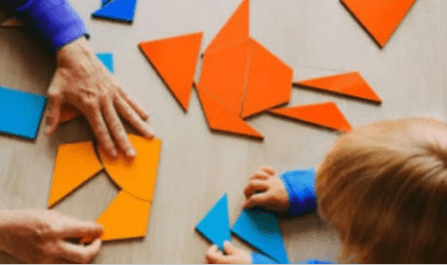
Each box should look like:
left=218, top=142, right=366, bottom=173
left=316, top=118, right=447, bottom=263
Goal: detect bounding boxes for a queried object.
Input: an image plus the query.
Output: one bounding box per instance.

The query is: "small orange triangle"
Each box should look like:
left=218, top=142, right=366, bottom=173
left=139, top=32, right=203, bottom=112
left=295, top=72, right=381, bottom=104
left=270, top=102, right=352, bottom=133
left=48, top=142, right=103, bottom=207
left=341, top=0, right=417, bottom=47
left=205, top=0, right=249, bottom=53
left=60, top=104, right=82, bottom=123
left=195, top=83, right=263, bottom=139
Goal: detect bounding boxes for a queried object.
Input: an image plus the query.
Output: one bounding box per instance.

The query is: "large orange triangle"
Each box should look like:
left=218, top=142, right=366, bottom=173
left=295, top=72, right=381, bottom=104
left=341, top=0, right=417, bottom=47
left=139, top=32, right=203, bottom=112
left=205, top=0, right=249, bottom=53
left=195, top=83, right=263, bottom=139
left=270, top=102, right=352, bottom=133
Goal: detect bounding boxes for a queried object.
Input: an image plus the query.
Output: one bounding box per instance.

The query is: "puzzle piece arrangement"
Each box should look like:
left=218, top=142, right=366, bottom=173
left=195, top=194, right=288, bottom=264
left=48, top=134, right=162, bottom=241
left=92, top=0, right=138, bottom=23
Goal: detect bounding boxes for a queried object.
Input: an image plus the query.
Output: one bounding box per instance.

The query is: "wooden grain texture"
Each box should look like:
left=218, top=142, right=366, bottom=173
left=0, top=0, right=445, bottom=263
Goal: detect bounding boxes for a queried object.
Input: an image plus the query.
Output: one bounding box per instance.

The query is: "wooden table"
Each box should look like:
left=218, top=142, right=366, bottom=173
left=0, top=0, right=444, bottom=263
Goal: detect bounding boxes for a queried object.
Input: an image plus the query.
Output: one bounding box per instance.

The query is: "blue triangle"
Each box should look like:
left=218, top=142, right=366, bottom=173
left=96, top=53, right=114, bottom=73
left=195, top=194, right=231, bottom=251
left=232, top=209, right=289, bottom=264
left=92, top=0, right=137, bottom=23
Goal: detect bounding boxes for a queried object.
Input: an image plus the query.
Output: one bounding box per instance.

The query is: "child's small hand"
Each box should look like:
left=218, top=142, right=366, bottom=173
left=206, top=241, right=252, bottom=264
left=242, top=167, right=290, bottom=212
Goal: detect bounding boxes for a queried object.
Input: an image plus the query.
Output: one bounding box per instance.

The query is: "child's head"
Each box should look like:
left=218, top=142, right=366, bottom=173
left=315, top=118, right=447, bottom=263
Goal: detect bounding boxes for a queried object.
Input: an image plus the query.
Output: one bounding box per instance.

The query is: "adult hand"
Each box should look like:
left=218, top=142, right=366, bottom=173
left=243, top=166, right=290, bottom=212
left=0, top=209, right=103, bottom=263
left=45, top=37, right=153, bottom=158
left=206, top=241, right=252, bottom=264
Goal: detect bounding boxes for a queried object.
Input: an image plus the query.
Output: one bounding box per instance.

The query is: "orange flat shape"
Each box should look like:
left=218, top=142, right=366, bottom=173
left=199, top=39, right=250, bottom=115
left=341, top=0, right=417, bottom=47
left=99, top=135, right=162, bottom=202
left=139, top=32, right=203, bottom=111
left=241, top=38, right=293, bottom=118
left=295, top=72, right=381, bottom=104
left=205, top=0, right=249, bottom=52
left=60, top=104, right=82, bottom=123
left=270, top=102, right=352, bottom=133
left=195, top=83, right=263, bottom=139
left=48, top=142, right=103, bottom=207
left=96, top=191, right=151, bottom=241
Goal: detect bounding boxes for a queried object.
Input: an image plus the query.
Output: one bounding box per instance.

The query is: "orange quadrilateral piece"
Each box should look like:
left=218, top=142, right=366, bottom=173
left=195, top=83, right=263, bottom=139
left=96, top=190, right=151, bottom=241
left=270, top=102, right=352, bottom=133
left=205, top=0, right=249, bottom=53
left=139, top=32, right=203, bottom=112
left=295, top=72, right=381, bottom=104
left=99, top=134, right=162, bottom=202
left=341, top=0, right=417, bottom=47
left=48, top=142, right=104, bottom=207
left=199, top=39, right=250, bottom=115
left=241, top=38, right=293, bottom=118
left=60, top=104, right=82, bottom=123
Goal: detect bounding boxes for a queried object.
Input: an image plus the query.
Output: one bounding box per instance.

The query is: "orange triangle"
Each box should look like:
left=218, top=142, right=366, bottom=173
left=270, top=102, right=352, bottom=133
left=205, top=0, right=249, bottom=53
left=99, top=134, right=162, bottom=202
left=48, top=142, right=104, bottom=207
left=241, top=38, right=293, bottom=118
left=295, top=72, right=381, bottom=104
left=195, top=83, right=263, bottom=139
left=96, top=191, right=151, bottom=241
left=139, top=32, right=203, bottom=111
left=60, top=104, right=82, bottom=123
left=341, top=0, right=417, bottom=47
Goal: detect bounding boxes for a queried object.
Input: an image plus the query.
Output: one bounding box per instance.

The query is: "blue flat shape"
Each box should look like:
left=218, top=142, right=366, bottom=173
left=0, top=87, right=47, bottom=140
left=195, top=194, right=231, bottom=251
left=232, top=209, right=289, bottom=264
left=96, top=53, right=114, bottom=73
left=92, top=0, right=137, bottom=23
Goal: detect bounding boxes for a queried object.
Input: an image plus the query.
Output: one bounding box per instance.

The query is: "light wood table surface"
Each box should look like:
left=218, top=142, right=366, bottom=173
left=0, top=0, right=445, bottom=263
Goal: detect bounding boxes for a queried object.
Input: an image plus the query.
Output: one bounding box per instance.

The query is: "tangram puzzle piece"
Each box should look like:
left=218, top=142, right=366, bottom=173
left=48, top=141, right=103, bottom=207
left=270, top=102, right=352, bottom=133
left=195, top=194, right=231, bottom=251
left=92, top=0, right=137, bottom=23
left=96, top=190, right=151, bottom=241
left=0, top=17, right=24, bottom=27
left=99, top=134, right=162, bottom=202
left=232, top=209, right=289, bottom=264
left=195, top=83, right=263, bottom=140
left=295, top=72, right=381, bottom=104
left=60, top=52, right=115, bottom=123
left=341, top=0, right=417, bottom=47
left=139, top=32, right=203, bottom=112
left=0, top=86, right=47, bottom=139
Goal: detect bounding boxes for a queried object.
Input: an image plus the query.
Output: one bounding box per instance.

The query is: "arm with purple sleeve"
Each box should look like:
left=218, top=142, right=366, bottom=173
left=1, top=0, right=88, bottom=51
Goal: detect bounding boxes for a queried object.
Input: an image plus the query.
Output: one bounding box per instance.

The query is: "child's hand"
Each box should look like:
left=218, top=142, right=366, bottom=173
left=242, top=167, right=290, bottom=212
left=206, top=241, right=252, bottom=264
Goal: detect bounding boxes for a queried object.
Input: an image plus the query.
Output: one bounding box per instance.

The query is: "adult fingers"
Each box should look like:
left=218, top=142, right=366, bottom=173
left=56, top=220, right=103, bottom=239
left=244, top=180, right=268, bottom=199
left=206, top=245, right=226, bottom=264
left=261, top=166, right=276, bottom=176
left=83, top=104, right=117, bottom=157
left=45, top=88, right=64, bottom=135
left=119, top=90, right=149, bottom=120
left=249, top=171, right=270, bottom=181
left=59, top=238, right=101, bottom=264
left=223, top=241, right=236, bottom=255
left=114, top=96, right=153, bottom=138
left=243, top=193, right=269, bottom=209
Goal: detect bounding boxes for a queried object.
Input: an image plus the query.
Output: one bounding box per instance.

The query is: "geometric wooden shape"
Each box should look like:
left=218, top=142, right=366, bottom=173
left=295, top=72, right=381, bottom=104
left=99, top=135, right=162, bottom=202
left=139, top=32, right=203, bottom=112
left=241, top=38, right=293, bottom=118
left=341, top=0, right=417, bottom=47
left=92, top=0, right=137, bottom=23
left=270, top=102, right=352, bottom=133
left=48, top=142, right=104, bottom=207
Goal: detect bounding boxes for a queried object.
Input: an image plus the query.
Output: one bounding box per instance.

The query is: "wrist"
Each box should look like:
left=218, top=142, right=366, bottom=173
left=56, top=36, right=95, bottom=65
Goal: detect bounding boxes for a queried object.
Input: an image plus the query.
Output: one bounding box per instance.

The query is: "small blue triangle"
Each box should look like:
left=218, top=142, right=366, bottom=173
left=92, top=0, right=137, bottom=23
left=195, top=194, right=231, bottom=251
left=96, top=53, right=114, bottom=73
left=232, top=209, right=289, bottom=264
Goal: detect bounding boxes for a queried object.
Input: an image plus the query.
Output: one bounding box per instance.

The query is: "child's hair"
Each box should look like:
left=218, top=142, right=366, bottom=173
left=315, top=118, right=447, bottom=263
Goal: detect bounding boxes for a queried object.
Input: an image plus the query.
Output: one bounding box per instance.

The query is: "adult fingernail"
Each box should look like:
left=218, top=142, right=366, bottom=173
left=127, top=148, right=136, bottom=157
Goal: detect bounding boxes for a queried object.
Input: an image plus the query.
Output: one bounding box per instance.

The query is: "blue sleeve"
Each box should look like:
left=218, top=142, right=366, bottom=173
left=1, top=0, right=88, bottom=51
left=280, top=169, right=317, bottom=217
left=252, top=252, right=279, bottom=264
left=301, top=259, right=335, bottom=264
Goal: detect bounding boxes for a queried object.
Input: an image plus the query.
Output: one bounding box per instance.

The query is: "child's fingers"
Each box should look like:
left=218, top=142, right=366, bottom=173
left=206, top=245, right=224, bottom=264
left=223, top=241, right=237, bottom=255
left=244, top=180, right=268, bottom=199
left=249, top=171, right=269, bottom=181
left=243, top=193, right=269, bottom=209
left=261, top=166, right=275, bottom=175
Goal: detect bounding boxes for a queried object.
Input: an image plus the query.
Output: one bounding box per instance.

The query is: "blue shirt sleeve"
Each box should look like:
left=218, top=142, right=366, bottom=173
left=1, top=0, right=88, bottom=51
left=252, top=252, right=279, bottom=264
left=300, top=259, right=335, bottom=264
left=280, top=169, right=317, bottom=217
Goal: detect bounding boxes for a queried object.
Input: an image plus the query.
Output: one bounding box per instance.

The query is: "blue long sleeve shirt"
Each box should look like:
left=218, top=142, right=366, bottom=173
left=1, top=0, right=88, bottom=51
